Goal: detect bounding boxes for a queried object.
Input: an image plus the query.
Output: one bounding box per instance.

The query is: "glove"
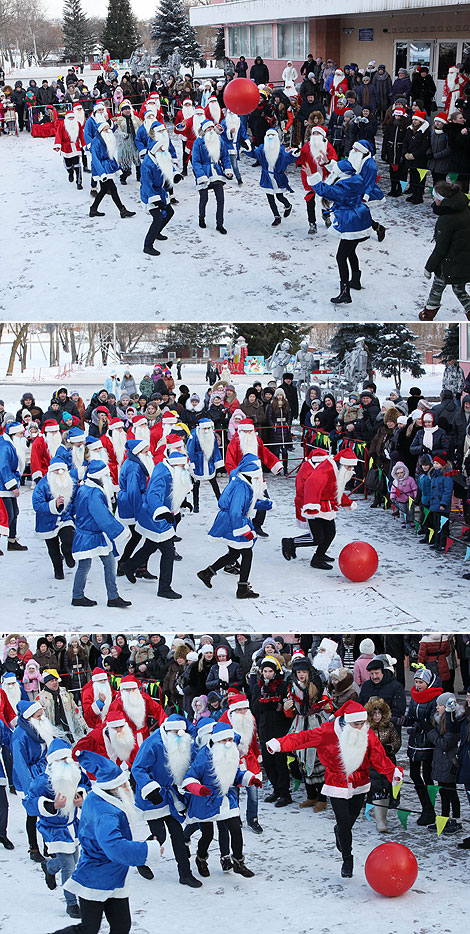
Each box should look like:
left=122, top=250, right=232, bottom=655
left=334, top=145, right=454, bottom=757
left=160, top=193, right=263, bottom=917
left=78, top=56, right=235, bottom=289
left=145, top=839, right=162, bottom=869
left=146, top=787, right=163, bottom=806
left=154, top=510, right=173, bottom=524
left=225, top=172, right=233, bottom=179
left=424, top=269, right=432, bottom=280
left=173, top=173, right=183, bottom=184
left=249, top=776, right=262, bottom=788
left=243, top=531, right=254, bottom=541
left=445, top=697, right=457, bottom=713
left=185, top=782, right=211, bottom=797
left=392, top=767, right=403, bottom=786
left=266, top=738, right=281, bottom=754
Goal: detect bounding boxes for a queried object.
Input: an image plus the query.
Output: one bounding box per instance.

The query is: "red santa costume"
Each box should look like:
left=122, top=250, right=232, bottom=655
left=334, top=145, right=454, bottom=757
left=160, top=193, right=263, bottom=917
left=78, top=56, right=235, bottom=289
left=102, top=418, right=126, bottom=489
left=225, top=419, right=282, bottom=475
left=280, top=449, right=331, bottom=561
left=153, top=432, right=186, bottom=466
left=107, top=674, right=167, bottom=763
left=267, top=700, right=402, bottom=875
left=127, top=414, right=150, bottom=445
left=30, top=420, right=61, bottom=482
left=150, top=411, right=179, bottom=460
left=296, top=127, right=337, bottom=230
left=204, top=95, right=222, bottom=126
left=73, top=710, right=136, bottom=775
left=0, top=686, right=17, bottom=728
left=174, top=107, right=206, bottom=157
left=329, top=69, right=349, bottom=116
left=442, top=65, right=468, bottom=114
left=139, top=95, right=165, bottom=124
left=0, top=499, right=8, bottom=542
left=300, top=448, right=357, bottom=569
left=80, top=667, right=117, bottom=729
left=54, top=110, right=85, bottom=156
left=219, top=693, right=262, bottom=780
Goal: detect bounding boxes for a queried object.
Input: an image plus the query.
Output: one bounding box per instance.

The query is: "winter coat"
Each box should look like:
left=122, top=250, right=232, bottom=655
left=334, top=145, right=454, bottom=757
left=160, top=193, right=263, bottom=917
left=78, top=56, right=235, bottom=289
left=120, top=375, right=137, bottom=395
left=208, top=471, right=273, bottom=549
left=140, top=153, right=172, bottom=209
left=135, top=460, right=181, bottom=544
left=366, top=697, right=401, bottom=797
left=32, top=474, right=76, bottom=539
left=429, top=468, right=454, bottom=513
left=247, top=145, right=298, bottom=193
left=390, top=461, right=417, bottom=505
left=205, top=660, right=244, bottom=695
left=0, top=435, right=20, bottom=497
left=427, top=130, right=452, bottom=175
left=418, top=637, right=451, bottom=683
left=425, top=712, right=461, bottom=783
left=358, top=671, right=406, bottom=727
left=251, top=674, right=290, bottom=742
left=90, top=132, right=120, bottom=181
left=418, top=470, right=432, bottom=507
left=191, top=136, right=231, bottom=185
left=11, top=717, right=47, bottom=793
left=381, top=119, right=408, bottom=165
left=354, top=654, right=375, bottom=688
left=425, top=190, right=470, bottom=284
left=64, top=652, right=91, bottom=694
left=446, top=121, right=470, bottom=178
left=220, top=116, right=249, bottom=158
left=265, top=401, right=292, bottom=445
left=147, top=640, right=170, bottom=683
left=357, top=84, right=377, bottom=113
left=410, top=426, right=449, bottom=459
left=280, top=380, right=299, bottom=420
left=131, top=729, right=189, bottom=822
left=250, top=61, right=270, bottom=85
left=187, top=429, right=223, bottom=480
left=117, top=452, right=150, bottom=526
left=182, top=744, right=251, bottom=823
left=240, top=396, right=265, bottom=428
left=37, top=686, right=86, bottom=740
left=72, top=481, right=128, bottom=559
left=129, top=644, right=154, bottom=667
left=391, top=76, right=412, bottom=102
left=404, top=687, right=442, bottom=763
left=33, top=648, right=58, bottom=672
left=457, top=709, right=470, bottom=785
left=402, top=123, right=431, bottom=168
left=373, top=71, right=392, bottom=110
left=312, top=174, right=372, bottom=239
left=23, top=771, right=86, bottom=852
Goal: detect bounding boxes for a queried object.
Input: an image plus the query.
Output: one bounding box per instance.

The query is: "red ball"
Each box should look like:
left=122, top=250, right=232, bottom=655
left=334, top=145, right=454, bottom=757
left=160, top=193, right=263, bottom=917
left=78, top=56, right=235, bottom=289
left=223, top=79, right=260, bottom=116
left=365, top=843, right=418, bottom=897
left=338, top=541, right=378, bottom=582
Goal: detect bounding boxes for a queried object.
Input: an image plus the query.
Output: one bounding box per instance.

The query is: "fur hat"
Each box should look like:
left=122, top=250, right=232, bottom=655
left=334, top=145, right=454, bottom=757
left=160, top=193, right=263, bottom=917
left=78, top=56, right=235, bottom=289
left=174, top=645, right=190, bottom=662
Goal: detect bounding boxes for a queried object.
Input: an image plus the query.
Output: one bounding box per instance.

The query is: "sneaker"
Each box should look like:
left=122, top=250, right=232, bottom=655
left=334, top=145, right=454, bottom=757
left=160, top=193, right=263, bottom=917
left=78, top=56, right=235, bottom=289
left=157, top=588, right=182, bottom=599
left=137, top=865, right=154, bottom=880
left=66, top=905, right=81, bottom=919
left=308, top=223, right=317, bottom=235
left=71, top=596, right=97, bottom=607
left=223, top=562, right=241, bottom=575
left=107, top=597, right=132, bottom=608
left=284, top=204, right=293, bottom=218
left=247, top=818, right=263, bottom=834
left=442, top=819, right=462, bottom=835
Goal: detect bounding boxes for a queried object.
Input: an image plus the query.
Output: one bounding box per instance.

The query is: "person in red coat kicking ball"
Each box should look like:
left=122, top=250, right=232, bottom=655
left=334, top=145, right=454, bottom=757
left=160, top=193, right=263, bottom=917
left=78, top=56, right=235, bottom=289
left=300, top=447, right=358, bottom=570
left=267, top=700, right=403, bottom=877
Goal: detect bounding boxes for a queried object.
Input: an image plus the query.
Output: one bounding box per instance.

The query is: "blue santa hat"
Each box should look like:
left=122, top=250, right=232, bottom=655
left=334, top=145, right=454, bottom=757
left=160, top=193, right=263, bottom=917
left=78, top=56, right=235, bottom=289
left=161, top=713, right=188, bottom=734
left=336, top=159, right=356, bottom=176
left=356, top=139, right=374, bottom=154
left=48, top=456, right=68, bottom=473
left=74, top=750, right=129, bottom=788
left=1, top=671, right=18, bottom=683
left=238, top=454, right=262, bottom=476
left=149, top=120, right=165, bottom=133
left=195, top=717, right=214, bottom=747
left=200, top=119, right=215, bottom=134
left=67, top=427, right=86, bottom=443
left=47, top=737, right=72, bottom=763
left=125, top=438, right=149, bottom=456
left=165, top=451, right=187, bottom=467
left=17, top=699, right=42, bottom=720
left=197, top=418, right=214, bottom=428
left=85, top=435, right=102, bottom=450
left=86, top=459, right=109, bottom=480
left=210, top=721, right=235, bottom=744
left=5, top=421, right=24, bottom=436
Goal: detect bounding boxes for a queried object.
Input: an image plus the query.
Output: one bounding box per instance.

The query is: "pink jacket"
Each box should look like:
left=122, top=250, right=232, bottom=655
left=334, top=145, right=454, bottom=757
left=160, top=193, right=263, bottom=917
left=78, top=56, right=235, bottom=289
left=353, top=654, right=374, bottom=688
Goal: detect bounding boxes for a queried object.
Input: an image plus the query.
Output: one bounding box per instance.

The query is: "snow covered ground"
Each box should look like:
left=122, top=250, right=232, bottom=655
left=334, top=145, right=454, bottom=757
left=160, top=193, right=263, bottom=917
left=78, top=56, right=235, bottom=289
left=1, top=130, right=465, bottom=321
left=1, top=771, right=466, bottom=934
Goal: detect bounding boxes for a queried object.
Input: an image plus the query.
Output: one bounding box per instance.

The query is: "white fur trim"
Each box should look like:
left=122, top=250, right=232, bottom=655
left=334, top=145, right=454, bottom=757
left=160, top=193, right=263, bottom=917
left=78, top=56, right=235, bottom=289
left=301, top=503, right=321, bottom=515
left=91, top=701, right=102, bottom=715
left=135, top=522, right=175, bottom=544
left=113, top=527, right=131, bottom=555
left=4, top=478, right=18, bottom=491
left=233, top=524, right=251, bottom=537
left=64, top=879, right=129, bottom=901
left=38, top=796, right=55, bottom=817
left=141, top=781, right=161, bottom=799
left=47, top=839, right=79, bottom=854
left=181, top=776, right=198, bottom=789
left=49, top=499, right=60, bottom=515
left=271, top=462, right=283, bottom=475
left=322, top=781, right=370, bottom=799
left=240, top=770, right=255, bottom=786
left=221, top=536, right=254, bottom=549
left=72, top=544, right=113, bottom=559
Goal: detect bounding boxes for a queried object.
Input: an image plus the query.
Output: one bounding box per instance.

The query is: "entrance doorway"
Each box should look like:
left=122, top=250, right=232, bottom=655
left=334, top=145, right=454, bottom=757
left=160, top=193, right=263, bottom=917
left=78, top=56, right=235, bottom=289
left=394, top=38, right=470, bottom=104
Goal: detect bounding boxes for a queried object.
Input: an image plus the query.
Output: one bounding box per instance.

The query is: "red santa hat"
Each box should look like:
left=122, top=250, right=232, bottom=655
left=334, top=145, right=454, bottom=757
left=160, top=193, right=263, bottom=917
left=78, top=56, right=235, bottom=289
left=238, top=419, right=255, bottom=431
left=95, top=406, right=110, bottom=416
left=106, top=711, right=126, bottom=728
left=334, top=700, right=367, bottom=723
left=310, top=125, right=327, bottom=137
left=182, top=98, right=193, bottom=106
left=132, top=414, right=147, bottom=427
left=308, top=448, right=330, bottom=462
left=413, top=111, right=427, bottom=123
left=393, top=106, right=407, bottom=117
left=108, top=417, right=124, bottom=431
left=227, top=692, right=250, bottom=711
left=73, top=102, right=84, bottom=110
left=434, top=112, right=448, bottom=124
left=333, top=448, right=358, bottom=466
left=165, top=433, right=183, bottom=450
left=43, top=419, right=60, bottom=432
left=119, top=675, right=140, bottom=690
left=162, top=411, right=177, bottom=423
left=290, top=650, right=306, bottom=664
left=92, top=667, right=108, bottom=682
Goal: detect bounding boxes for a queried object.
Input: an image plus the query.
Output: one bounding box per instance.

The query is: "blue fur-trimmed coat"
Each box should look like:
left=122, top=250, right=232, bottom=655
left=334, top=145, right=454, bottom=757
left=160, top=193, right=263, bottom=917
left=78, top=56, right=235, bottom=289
left=140, top=153, right=172, bottom=210
left=208, top=473, right=272, bottom=549
left=312, top=174, right=373, bottom=239
left=11, top=717, right=47, bottom=793
left=135, top=459, right=184, bottom=543
left=117, top=452, right=149, bottom=525
left=0, top=435, right=20, bottom=496
left=90, top=133, right=120, bottom=181
left=246, top=144, right=298, bottom=192
left=32, top=474, right=76, bottom=538
left=23, top=770, right=90, bottom=852
left=63, top=785, right=149, bottom=901
left=131, top=729, right=190, bottom=822
left=187, top=429, right=224, bottom=480
left=360, top=155, right=386, bottom=210
left=191, top=136, right=231, bottom=186
left=220, top=117, right=249, bottom=158
left=71, top=480, right=129, bottom=559
left=181, top=743, right=252, bottom=822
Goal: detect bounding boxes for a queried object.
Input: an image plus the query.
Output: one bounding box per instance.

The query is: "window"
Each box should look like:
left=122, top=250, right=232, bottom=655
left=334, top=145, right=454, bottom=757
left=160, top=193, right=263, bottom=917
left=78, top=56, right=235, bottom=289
left=277, top=22, right=306, bottom=60
left=437, top=42, right=457, bottom=81
left=394, top=42, right=408, bottom=76
left=228, top=25, right=250, bottom=58
left=250, top=24, right=273, bottom=59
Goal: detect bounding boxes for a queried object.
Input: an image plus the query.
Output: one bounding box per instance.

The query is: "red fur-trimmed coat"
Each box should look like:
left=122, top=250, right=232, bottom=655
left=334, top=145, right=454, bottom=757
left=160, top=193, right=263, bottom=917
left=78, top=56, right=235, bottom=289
left=301, top=458, right=355, bottom=521
left=219, top=709, right=262, bottom=778
left=54, top=119, right=85, bottom=156
left=81, top=679, right=117, bottom=730
left=30, top=434, right=50, bottom=481
left=101, top=435, right=122, bottom=489
left=296, top=140, right=337, bottom=202
left=225, top=432, right=282, bottom=476
left=107, top=692, right=167, bottom=764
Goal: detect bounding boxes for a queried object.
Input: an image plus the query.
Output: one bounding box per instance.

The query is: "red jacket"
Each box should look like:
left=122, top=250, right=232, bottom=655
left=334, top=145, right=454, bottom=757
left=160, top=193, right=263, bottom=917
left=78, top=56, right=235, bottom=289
left=0, top=690, right=16, bottom=728
left=107, top=692, right=167, bottom=763
left=219, top=709, right=262, bottom=777
left=296, top=140, right=337, bottom=201
left=81, top=679, right=117, bottom=730
left=174, top=114, right=199, bottom=154
left=278, top=718, right=399, bottom=798
left=0, top=500, right=8, bottom=537
left=30, top=435, right=50, bottom=481
left=54, top=118, right=85, bottom=156
left=225, top=433, right=282, bottom=476
left=73, top=722, right=128, bottom=777
left=302, top=458, right=355, bottom=520
left=295, top=458, right=317, bottom=524
left=101, top=435, right=120, bottom=489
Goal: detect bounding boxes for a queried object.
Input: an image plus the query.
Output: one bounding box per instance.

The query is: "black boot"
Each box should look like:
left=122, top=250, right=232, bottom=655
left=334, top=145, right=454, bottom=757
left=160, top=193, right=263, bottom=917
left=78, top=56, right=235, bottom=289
left=143, top=246, right=160, bottom=256
left=197, top=566, right=216, bottom=589
left=107, top=596, right=132, bottom=608
left=349, top=271, right=362, bottom=291
left=195, top=855, right=210, bottom=877
left=71, top=596, right=97, bottom=607
left=416, top=787, right=436, bottom=826
left=137, top=865, right=154, bottom=880
left=236, top=582, right=259, bottom=599
left=220, top=855, right=233, bottom=871
left=179, top=873, right=203, bottom=888
left=89, top=207, right=105, bottom=217
left=310, top=554, right=334, bottom=570
left=0, top=835, right=14, bottom=849
left=232, top=856, right=255, bottom=878
left=53, top=560, right=64, bottom=580
left=120, top=208, right=136, bottom=218
left=330, top=282, right=352, bottom=304
left=341, top=856, right=353, bottom=878
left=376, top=224, right=386, bottom=242
left=281, top=538, right=296, bottom=561
left=42, top=862, right=57, bottom=890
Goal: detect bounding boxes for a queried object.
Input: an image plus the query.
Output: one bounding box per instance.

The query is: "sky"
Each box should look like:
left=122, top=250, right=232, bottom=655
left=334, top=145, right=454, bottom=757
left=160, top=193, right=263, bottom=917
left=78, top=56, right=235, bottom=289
left=44, top=0, right=157, bottom=20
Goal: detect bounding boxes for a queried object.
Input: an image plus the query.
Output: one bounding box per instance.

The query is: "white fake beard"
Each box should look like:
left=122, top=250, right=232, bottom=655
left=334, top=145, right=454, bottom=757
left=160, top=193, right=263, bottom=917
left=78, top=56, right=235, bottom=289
left=137, top=451, right=155, bottom=476
left=151, top=147, right=174, bottom=186
left=264, top=133, right=280, bottom=171
left=230, top=709, right=255, bottom=754
left=244, top=473, right=265, bottom=518
left=153, top=127, right=169, bottom=149
left=48, top=469, right=74, bottom=510
left=144, top=116, right=155, bottom=132
left=208, top=100, right=221, bottom=124
left=204, top=130, right=221, bottom=163
left=210, top=740, right=240, bottom=796
left=101, top=129, right=116, bottom=160
left=447, top=69, right=459, bottom=93
left=111, top=783, right=136, bottom=833
left=111, top=430, right=126, bottom=466
left=193, top=113, right=204, bottom=136
left=3, top=681, right=21, bottom=711
left=106, top=723, right=135, bottom=763
left=31, top=714, right=57, bottom=748
left=197, top=427, right=215, bottom=462
left=226, top=112, right=240, bottom=139
left=74, top=107, right=85, bottom=126
left=93, top=679, right=112, bottom=717
left=71, top=444, right=85, bottom=469
left=162, top=729, right=192, bottom=785
left=312, top=651, right=333, bottom=676
left=348, top=149, right=368, bottom=174
left=96, top=473, right=114, bottom=510
left=170, top=465, right=192, bottom=514
left=86, top=445, right=108, bottom=464
left=121, top=689, right=146, bottom=730
left=46, top=432, right=61, bottom=457
left=336, top=465, right=352, bottom=504
left=239, top=431, right=258, bottom=456
left=135, top=424, right=150, bottom=444
left=12, top=435, right=26, bottom=475
left=338, top=722, right=369, bottom=777
left=182, top=103, right=194, bottom=119
left=64, top=116, right=79, bottom=143
left=333, top=71, right=344, bottom=89
left=309, top=134, right=327, bottom=162
left=47, top=757, right=81, bottom=817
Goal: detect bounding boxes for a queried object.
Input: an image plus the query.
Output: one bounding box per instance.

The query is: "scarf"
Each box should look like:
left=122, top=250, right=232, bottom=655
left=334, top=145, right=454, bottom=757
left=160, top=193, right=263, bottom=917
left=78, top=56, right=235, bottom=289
left=411, top=685, right=442, bottom=704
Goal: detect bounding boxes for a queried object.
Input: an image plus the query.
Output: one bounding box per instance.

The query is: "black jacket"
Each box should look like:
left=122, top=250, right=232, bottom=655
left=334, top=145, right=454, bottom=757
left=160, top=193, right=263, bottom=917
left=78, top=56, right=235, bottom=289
left=358, top=670, right=406, bottom=727
left=381, top=119, right=408, bottom=165
left=446, top=122, right=470, bottom=177
left=250, top=61, right=270, bottom=85
left=251, top=675, right=290, bottom=742
left=402, top=123, right=431, bottom=168
left=425, top=190, right=470, bottom=284
left=280, top=380, right=299, bottom=420
left=404, top=687, right=441, bottom=762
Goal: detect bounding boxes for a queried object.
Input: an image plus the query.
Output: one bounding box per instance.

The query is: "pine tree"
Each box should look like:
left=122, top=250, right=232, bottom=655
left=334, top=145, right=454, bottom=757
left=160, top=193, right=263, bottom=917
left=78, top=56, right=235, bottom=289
left=213, top=26, right=225, bottom=62
left=232, top=324, right=308, bottom=357
left=63, top=0, right=94, bottom=61
left=373, top=324, right=425, bottom=390
left=151, top=0, right=187, bottom=64
left=329, top=324, right=382, bottom=375
left=101, top=0, right=141, bottom=61
left=439, top=323, right=460, bottom=361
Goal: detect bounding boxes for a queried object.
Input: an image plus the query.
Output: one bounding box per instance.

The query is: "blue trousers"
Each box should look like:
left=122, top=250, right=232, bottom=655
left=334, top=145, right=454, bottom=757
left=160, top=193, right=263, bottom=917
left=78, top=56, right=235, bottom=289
left=72, top=553, right=119, bottom=600
left=47, top=848, right=79, bottom=906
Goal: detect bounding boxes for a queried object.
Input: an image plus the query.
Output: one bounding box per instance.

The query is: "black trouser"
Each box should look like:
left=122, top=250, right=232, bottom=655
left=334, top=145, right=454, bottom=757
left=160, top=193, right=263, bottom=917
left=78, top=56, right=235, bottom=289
left=45, top=526, right=74, bottom=570
left=266, top=192, right=290, bottom=217
left=211, top=546, right=252, bottom=584
left=311, top=517, right=336, bottom=559
left=3, top=496, right=19, bottom=538
left=307, top=198, right=316, bottom=223
left=192, top=477, right=220, bottom=510
left=26, top=813, right=38, bottom=849
left=2, top=745, right=13, bottom=785
left=64, top=155, right=82, bottom=186
left=430, top=509, right=449, bottom=548
left=120, top=165, right=140, bottom=182
left=92, top=179, right=125, bottom=212
left=0, top=785, right=8, bottom=837
left=144, top=204, right=174, bottom=249
left=409, top=165, right=426, bottom=202
left=388, top=164, right=407, bottom=195
left=118, top=524, right=142, bottom=566
left=330, top=794, right=366, bottom=858
left=197, top=816, right=243, bottom=861
left=261, top=741, right=290, bottom=798
left=305, top=779, right=326, bottom=802
left=124, top=536, right=175, bottom=592
left=336, top=239, right=360, bottom=283
left=184, top=819, right=230, bottom=855
left=409, top=758, right=434, bottom=811
left=51, top=896, right=131, bottom=934
left=252, top=509, right=266, bottom=532
left=272, top=445, right=289, bottom=472
left=82, top=150, right=88, bottom=170
left=199, top=181, right=225, bottom=226
left=182, top=142, right=190, bottom=176
left=439, top=782, right=460, bottom=818
left=148, top=816, right=191, bottom=879
left=16, top=103, right=25, bottom=131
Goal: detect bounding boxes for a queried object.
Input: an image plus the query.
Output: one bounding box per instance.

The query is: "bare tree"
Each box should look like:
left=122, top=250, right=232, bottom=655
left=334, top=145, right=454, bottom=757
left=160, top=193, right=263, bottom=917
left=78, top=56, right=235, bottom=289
left=6, top=324, right=29, bottom=376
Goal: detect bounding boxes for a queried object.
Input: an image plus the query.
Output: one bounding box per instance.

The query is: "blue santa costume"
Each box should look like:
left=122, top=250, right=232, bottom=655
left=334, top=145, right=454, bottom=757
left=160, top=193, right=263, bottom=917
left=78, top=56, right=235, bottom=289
left=23, top=738, right=90, bottom=915
left=244, top=128, right=298, bottom=225
left=55, top=427, right=87, bottom=483
left=181, top=721, right=259, bottom=876
left=71, top=459, right=131, bottom=609
left=32, top=456, right=76, bottom=579
left=197, top=454, right=273, bottom=599
left=121, top=450, right=192, bottom=600
left=0, top=422, right=27, bottom=548
left=47, top=751, right=160, bottom=934
left=11, top=700, right=49, bottom=860
left=131, top=715, right=202, bottom=887
left=221, top=111, right=251, bottom=184
left=352, top=138, right=386, bottom=241
left=0, top=718, right=14, bottom=847
left=308, top=158, right=373, bottom=304
left=140, top=131, right=182, bottom=256
left=84, top=102, right=111, bottom=193
left=89, top=123, right=135, bottom=219
left=116, top=439, right=153, bottom=576
left=187, top=418, right=224, bottom=512
left=191, top=119, right=232, bottom=233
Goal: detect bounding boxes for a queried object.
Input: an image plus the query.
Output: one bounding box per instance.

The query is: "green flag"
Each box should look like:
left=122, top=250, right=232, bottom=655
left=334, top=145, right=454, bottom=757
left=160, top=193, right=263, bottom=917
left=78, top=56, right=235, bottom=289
left=397, top=809, right=410, bottom=829
left=427, top=785, right=440, bottom=807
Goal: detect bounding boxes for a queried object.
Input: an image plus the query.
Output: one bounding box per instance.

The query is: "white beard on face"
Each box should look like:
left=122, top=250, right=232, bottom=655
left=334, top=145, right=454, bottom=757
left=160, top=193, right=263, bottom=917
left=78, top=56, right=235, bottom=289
left=335, top=465, right=353, bottom=505
left=110, top=783, right=136, bottom=833
left=348, top=148, right=368, bottom=174
left=239, top=430, right=258, bottom=456
left=244, top=472, right=265, bottom=518
left=182, top=103, right=194, bottom=120
left=110, top=430, right=126, bottom=466
left=312, top=650, right=333, bottom=676
left=135, top=424, right=150, bottom=444
left=47, top=757, right=81, bottom=817
left=48, top=469, right=74, bottom=510
left=144, top=115, right=155, bottom=132
left=93, top=679, right=112, bottom=717
left=210, top=740, right=240, bottom=796
left=225, top=111, right=240, bottom=139
left=46, top=432, right=61, bottom=457
left=71, top=444, right=85, bottom=469
left=105, top=723, right=135, bottom=763
left=2, top=681, right=21, bottom=711
left=137, top=451, right=155, bottom=477
left=338, top=722, right=369, bottom=777
left=208, top=100, right=221, bottom=124
left=197, top=427, right=215, bottom=462
left=170, top=465, right=192, bottom=514
left=333, top=71, right=344, bottom=89
left=151, top=146, right=174, bottom=186
left=162, top=729, right=192, bottom=785
left=154, top=127, right=169, bottom=149
left=309, top=133, right=327, bottom=162
left=31, top=714, right=57, bottom=748
left=204, top=130, right=221, bottom=164
left=74, top=107, right=85, bottom=126
left=121, top=689, right=146, bottom=730
left=101, top=129, right=116, bottom=160
left=230, top=709, right=255, bottom=755
left=87, top=445, right=108, bottom=465
left=264, top=133, right=280, bottom=171
left=64, top=116, right=79, bottom=143
left=12, top=435, right=26, bottom=475
left=193, top=113, right=204, bottom=137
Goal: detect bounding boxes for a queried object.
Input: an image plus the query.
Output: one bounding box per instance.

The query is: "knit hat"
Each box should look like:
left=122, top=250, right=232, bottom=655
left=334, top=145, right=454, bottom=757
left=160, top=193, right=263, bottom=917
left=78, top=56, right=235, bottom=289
left=436, top=692, right=454, bottom=707
left=359, top=638, right=375, bottom=655
left=433, top=455, right=447, bottom=466
left=260, top=655, right=282, bottom=672
left=414, top=668, right=432, bottom=685
left=43, top=671, right=60, bottom=685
